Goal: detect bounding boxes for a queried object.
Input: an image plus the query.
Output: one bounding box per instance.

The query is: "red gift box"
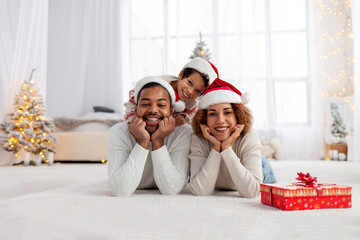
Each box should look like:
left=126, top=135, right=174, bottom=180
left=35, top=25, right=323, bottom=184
left=260, top=173, right=352, bottom=211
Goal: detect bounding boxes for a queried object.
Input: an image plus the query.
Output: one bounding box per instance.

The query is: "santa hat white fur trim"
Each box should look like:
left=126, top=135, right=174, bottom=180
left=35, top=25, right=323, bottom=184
left=134, top=76, right=185, bottom=111
left=198, top=90, right=242, bottom=109
left=183, top=57, right=217, bottom=84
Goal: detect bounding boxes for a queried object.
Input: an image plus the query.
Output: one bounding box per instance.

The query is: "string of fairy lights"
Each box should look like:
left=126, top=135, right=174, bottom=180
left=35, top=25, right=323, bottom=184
left=317, top=0, right=354, bottom=110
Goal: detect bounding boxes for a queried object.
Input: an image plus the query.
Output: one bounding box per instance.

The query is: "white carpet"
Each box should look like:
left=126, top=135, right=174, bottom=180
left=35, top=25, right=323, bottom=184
left=0, top=161, right=359, bottom=240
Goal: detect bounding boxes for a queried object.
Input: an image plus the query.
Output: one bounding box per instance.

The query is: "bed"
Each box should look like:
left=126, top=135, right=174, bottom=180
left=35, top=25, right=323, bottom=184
left=52, top=112, right=122, bottom=161
left=0, top=160, right=359, bottom=239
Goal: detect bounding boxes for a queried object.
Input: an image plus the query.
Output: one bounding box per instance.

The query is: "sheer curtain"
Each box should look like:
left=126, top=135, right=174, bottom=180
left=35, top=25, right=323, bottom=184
left=352, top=0, right=360, bottom=162
left=46, top=0, right=131, bottom=117
left=129, top=0, right=357, bottom=160
left=0, top=0, right=48, bottom=121
left=130, top=0, right=320, bottom=160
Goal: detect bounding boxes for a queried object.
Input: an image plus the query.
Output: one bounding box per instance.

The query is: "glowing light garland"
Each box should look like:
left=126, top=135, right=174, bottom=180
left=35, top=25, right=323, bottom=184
left=316, top=0, right=354, bottom=99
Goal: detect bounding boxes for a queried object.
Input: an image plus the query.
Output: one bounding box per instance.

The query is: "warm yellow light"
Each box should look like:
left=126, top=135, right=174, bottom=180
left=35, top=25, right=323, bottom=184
left=31, top=138, right=35, bottom=143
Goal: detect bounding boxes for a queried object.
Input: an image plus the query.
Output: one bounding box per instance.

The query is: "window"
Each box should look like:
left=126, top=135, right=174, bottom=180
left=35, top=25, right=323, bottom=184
left=130, top=0, right=309, bottom=127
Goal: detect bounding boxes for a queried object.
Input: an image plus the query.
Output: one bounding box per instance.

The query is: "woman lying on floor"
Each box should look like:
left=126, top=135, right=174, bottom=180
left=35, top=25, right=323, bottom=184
left=189, top=79, right=275, bottom=197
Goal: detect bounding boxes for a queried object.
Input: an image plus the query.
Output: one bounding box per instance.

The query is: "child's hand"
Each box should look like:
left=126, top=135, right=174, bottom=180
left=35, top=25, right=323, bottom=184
left=173, top=114, right=186, bottom=126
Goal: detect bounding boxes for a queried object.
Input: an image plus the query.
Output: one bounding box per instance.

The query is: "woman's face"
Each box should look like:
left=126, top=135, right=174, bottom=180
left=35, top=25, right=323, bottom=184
left=206, top=103, right=237, bottom=141
left=177, top=71, right=206, bottom=102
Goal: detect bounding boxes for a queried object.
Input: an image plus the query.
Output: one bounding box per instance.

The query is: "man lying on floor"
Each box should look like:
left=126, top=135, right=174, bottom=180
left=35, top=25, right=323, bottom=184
left=107, top=76, right=191, bottom=197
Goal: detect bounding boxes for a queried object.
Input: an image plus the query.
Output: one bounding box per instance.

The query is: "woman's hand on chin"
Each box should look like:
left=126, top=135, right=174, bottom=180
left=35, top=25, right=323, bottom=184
left=200, top=124, right=221, bottom=152
left=221, top=124, right=244, bottom=151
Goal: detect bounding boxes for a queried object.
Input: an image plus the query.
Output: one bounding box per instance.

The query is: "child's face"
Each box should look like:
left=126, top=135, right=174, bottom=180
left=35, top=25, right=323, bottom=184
left=177, top=71, right=206, bottom=102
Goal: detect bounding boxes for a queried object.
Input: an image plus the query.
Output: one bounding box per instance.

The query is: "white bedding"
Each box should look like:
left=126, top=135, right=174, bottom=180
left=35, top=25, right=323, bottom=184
left=52, top=131, right=108, bottom=161
left=0, top=160, right=359, bottom=239
left=52, top=112, right=122, bottom=161
left=54, top=112, right=123, bottom=132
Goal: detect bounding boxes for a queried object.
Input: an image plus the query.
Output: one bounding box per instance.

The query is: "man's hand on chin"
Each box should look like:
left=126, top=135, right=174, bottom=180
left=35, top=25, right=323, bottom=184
left=129, top=116, right=151, bottom=149
left=151, top=116, right=175, bottom=150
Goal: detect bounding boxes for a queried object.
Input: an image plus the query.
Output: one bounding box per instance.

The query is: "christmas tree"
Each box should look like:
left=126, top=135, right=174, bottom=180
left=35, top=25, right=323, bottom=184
left=0, top=69, right=56, bottom=163
left=330, top=102, right=347, bottom=138
left=189, top=31, right=211, bottom=60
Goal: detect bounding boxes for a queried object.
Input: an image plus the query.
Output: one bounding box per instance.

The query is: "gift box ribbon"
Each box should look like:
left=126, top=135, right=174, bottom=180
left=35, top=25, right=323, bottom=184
left=292, top=172, right=335, bottom=188
left=293, top=172, right=318, bottom=187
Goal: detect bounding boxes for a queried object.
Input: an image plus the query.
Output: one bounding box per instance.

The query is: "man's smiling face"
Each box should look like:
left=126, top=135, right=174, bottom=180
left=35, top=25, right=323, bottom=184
left=135, top=85, right=172, bottom=134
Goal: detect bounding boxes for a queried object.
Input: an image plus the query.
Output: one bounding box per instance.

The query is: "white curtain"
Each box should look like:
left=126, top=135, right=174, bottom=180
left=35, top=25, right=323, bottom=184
left=46, top=0, right=131, bottom=117
left=0, top=0, right=48, bottom=121
left=352, top=0, right=360, bottom=162
left=129, top=0, right=357, bottom=160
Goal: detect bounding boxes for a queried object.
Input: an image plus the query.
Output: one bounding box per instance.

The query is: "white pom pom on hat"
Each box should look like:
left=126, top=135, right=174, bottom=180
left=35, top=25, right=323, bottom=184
left=240, top=91, right=250, bottom=104
left=182, top=57, right=218, bottom=84
left=134, top=76, right=185, bottom=112
left=198, top=78, right=250, bottom=109
left=173, top=93, right=186, bottom=112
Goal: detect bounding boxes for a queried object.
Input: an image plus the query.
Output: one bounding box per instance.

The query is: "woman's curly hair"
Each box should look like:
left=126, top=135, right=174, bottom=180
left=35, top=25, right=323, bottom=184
left=191, top=103, right=253, bottom=139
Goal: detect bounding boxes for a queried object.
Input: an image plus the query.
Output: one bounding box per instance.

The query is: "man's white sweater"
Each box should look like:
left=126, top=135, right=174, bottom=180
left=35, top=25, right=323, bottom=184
left=107, top=122, right=191, bottom=197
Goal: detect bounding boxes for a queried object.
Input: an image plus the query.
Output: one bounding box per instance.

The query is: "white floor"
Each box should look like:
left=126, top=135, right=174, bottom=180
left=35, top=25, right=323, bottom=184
left=0, top=160, right=359, bottom=240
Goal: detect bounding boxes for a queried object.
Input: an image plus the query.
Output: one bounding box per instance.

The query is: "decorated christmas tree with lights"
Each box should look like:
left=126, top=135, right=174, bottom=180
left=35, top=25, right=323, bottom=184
left=0, top=69, right=56, bottom=163
left=189, top=31, right=211, bottom=60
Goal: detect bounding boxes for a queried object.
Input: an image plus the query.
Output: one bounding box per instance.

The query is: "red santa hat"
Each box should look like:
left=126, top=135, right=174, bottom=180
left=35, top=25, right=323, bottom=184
left=198, top=78, right=250, bottom=109
left=134, top=76, right=185, bottom=112
left=182, top=57, right=218, bottom=84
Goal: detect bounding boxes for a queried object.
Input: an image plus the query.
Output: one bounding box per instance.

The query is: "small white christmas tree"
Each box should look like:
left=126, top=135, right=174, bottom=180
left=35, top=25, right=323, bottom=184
left=0, top=69, right=56, bottom=164
left=189, top=31, right=211, bottom=60
left=330, top=102, right=347, bottom=139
